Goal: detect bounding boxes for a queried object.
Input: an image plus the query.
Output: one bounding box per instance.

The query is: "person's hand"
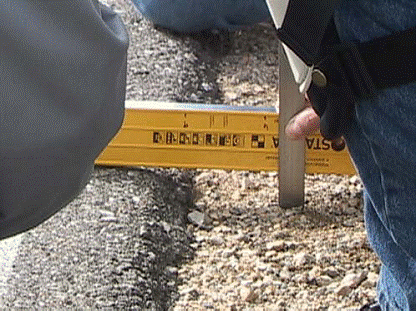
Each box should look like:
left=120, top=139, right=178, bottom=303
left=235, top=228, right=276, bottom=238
left=285, top=96, right=320, bottom=140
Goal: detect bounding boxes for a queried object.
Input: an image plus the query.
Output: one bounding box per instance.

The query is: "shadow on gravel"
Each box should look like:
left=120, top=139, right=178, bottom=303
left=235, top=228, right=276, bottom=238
left=97, top=167, right=198, bottom=311
left=284, top=189, right=364, bottom=230
left=0, top=167, right=196, bottom=311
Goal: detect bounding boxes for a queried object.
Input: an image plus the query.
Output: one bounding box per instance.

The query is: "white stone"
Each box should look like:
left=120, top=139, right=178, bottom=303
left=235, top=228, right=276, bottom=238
left=316, top=275, right=333, bottom=286
left=266, top=241, right=286, bottom=252
left=308, top=266, right=322, bottom=278
left=349, top=175, right=360, bottom=184
left=335, top=271, right=368, bottom=296
left=240, top=286, right=258, bottom=303
left=194, top=172, right=212, bottom=184
left=188, top=210, right=211, bottom=227
left=293, top=252, right=315, bottom=267
left=279, top=267, right=291, bottom=281
left=361, top=272, right=379, bottom=289
left=341, top=271, right=368, bottom=288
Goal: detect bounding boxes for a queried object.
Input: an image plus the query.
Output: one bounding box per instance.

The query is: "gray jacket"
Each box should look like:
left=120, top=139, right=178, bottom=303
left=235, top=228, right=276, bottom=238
left=0, top=1, right=129, bottom=239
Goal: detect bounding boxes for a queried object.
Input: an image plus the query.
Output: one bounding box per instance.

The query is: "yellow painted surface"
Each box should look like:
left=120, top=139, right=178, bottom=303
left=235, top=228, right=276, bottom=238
left=96, top=100, right=356, bottom=175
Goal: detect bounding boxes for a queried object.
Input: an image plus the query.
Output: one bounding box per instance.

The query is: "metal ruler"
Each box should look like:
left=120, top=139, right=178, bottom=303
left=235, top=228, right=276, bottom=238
left=95, top=100, right=355, bottom=175
left=278, top=44, right=305, bottom=208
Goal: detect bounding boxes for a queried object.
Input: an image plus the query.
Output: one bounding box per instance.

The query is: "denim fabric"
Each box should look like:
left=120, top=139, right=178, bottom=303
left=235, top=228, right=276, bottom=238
left=335, top=1, right=416, bottom=310
left=131, top=0, right=270, bottom=33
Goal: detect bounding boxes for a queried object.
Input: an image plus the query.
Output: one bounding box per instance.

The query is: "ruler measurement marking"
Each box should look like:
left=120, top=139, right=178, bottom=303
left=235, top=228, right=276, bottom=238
left=96, top=100, right=356, bottom=174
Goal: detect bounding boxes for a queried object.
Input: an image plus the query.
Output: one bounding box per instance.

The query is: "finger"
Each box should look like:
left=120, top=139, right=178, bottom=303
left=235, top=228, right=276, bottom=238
left=305, top=93, right=310, bottom=106
left=285, top=106, right=320, bottom=140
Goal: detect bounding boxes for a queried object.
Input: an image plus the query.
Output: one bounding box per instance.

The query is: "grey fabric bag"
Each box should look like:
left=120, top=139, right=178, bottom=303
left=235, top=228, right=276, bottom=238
left=0, top=1, right=129, bottom=239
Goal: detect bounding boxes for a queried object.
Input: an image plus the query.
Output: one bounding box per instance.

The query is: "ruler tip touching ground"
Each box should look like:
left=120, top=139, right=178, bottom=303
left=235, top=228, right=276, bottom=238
left=278, top=44, right=306, bottom=208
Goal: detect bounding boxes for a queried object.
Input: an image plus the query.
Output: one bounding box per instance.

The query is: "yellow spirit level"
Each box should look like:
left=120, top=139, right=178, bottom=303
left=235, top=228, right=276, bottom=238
left=95, top=100, right=356, bottom=175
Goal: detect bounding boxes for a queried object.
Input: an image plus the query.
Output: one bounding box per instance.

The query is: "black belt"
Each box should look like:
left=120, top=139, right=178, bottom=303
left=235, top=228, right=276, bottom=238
left=319, top=25, right=416, bottom=97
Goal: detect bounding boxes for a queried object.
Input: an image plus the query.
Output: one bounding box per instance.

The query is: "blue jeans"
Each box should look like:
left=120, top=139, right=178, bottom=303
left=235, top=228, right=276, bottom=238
left=344, top=83, right=416, bottom=310
left=131, top=0, right=270, bottom=33
left=336, top=1, right=416, bottom=309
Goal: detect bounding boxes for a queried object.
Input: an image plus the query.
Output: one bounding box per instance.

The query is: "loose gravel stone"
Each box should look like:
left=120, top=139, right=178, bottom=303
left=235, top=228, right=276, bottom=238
left=187, top=211, right=212, bottom=229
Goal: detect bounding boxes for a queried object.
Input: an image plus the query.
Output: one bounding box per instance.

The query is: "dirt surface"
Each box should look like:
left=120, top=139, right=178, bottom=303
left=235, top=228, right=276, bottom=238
left=176, top=171, right=378, bottom=311
left=0, top=1, right=379, bottom=310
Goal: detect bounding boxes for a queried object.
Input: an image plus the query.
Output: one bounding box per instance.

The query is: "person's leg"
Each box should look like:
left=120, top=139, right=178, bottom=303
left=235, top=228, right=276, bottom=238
left=377, top=265, right=408, bottom=310
left=364, top=192, right=410, bottom=310
left=344, top=83, right=416, bottom=310
left=131, top=0, right=270, bottom=33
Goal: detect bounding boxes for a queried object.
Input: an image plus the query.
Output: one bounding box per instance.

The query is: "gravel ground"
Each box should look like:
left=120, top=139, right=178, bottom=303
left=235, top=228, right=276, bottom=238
left=177, top=171, right=378, bottom=311
left=0, top=1, right=379, bottom=310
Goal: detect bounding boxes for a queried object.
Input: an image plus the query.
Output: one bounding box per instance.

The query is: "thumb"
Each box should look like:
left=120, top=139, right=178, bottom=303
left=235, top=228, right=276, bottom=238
left=285, top=106, right=320, bottom=140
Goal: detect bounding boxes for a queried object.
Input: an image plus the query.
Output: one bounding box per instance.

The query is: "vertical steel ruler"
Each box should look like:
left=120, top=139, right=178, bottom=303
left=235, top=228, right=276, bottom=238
left=278, top=44, right=306, bottom=208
